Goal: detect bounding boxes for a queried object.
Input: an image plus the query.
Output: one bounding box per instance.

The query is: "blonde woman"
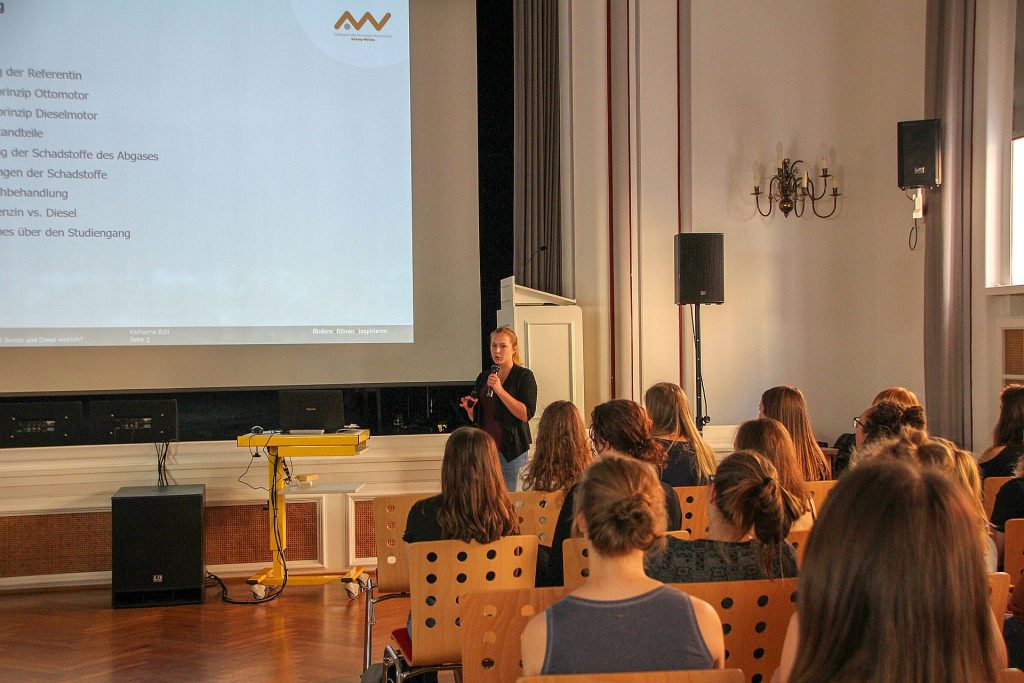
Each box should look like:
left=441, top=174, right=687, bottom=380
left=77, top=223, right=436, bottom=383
left=644, top=382, right=716, bottom=486
left=459, top=326, right=537, bottom=490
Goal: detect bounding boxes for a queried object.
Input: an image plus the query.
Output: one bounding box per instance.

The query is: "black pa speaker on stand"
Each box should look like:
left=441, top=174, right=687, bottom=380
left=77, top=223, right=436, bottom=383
left=674, top=233, right=725, bottom=431
left=897, top=119, right=941, bottom=190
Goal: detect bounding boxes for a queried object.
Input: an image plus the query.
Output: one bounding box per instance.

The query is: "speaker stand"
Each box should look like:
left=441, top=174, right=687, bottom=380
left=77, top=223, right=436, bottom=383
left=694, top=303, right=710, bottom=432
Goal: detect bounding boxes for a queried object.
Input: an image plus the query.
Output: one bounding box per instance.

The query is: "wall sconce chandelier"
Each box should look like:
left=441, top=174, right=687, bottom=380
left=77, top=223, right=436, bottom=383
left=752, top=154, right=841, bottom=218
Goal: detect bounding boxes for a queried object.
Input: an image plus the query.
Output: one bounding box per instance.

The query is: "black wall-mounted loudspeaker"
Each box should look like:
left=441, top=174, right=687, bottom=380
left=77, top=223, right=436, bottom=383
left=897, top=119, right=941, bottom=190
left=675, top=233, right=724, bottom=305
left=111, top=484, right=205, bottom=608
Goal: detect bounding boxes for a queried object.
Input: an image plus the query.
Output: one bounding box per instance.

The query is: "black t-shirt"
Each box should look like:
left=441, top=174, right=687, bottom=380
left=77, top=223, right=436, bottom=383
left=658, top=439, right=705, bottom=487
left=991, top=478, right=1024, bottom=533
left=981, top=445, right=1024, bottom=479
left=403, top=494, right=445, bottom=543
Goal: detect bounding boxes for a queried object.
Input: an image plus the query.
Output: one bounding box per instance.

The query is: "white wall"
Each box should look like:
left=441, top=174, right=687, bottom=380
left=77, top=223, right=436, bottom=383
left=569, top=0, right=928, bottom=443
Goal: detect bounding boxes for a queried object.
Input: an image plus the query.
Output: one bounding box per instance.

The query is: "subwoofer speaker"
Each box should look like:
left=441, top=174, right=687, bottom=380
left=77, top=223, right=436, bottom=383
left=897, top=119, right=941, bottom=190
left=111, top=484, right=205, bottom=608
left=675, top=233, right=724, bottom=305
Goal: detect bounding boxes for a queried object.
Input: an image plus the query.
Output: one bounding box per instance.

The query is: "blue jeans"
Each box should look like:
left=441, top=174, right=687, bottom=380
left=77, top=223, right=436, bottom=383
left=501, top=450, right=529, bottom=491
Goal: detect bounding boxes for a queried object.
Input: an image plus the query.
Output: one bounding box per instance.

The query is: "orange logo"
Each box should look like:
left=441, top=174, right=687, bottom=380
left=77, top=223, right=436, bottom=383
left=334, top=11, right=392, bottom=31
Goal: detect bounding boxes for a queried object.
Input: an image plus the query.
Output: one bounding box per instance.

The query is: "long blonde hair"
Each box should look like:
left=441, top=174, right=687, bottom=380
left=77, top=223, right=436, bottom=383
left=760, top=386, right=831, bottom=480
left=438, top=427, right=520, bottom=543
left=522, top=401, right=592, bottom=492
left=643, top=382, right=716, bottom=482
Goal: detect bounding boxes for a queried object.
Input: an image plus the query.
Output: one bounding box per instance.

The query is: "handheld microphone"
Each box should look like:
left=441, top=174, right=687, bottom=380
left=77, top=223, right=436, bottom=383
left=487, top=364, right=499, bottom=397
left=516, top=245, right=548, bottom=282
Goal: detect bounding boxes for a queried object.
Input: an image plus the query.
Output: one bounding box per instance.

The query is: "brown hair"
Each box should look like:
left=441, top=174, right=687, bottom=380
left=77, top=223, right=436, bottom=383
left=853, top=429, right=953, bottom=472
left=521, top=401, right=592, bottom=493
left=733, top=418, right=810, bottom=514
left=712, top=450, right=804, bottom=577
left=491, top=326, right=522, bottom=365
left=643, top=382, right=716, bottom=482
left=789, top=458, right=998, bottom=683
left=573, top=454, right=666, bottom=557
left=993, top=384, right=1024, bottom=447
left=862, top=400, right=927, bottom=444
left=760, top=386, right=831, bottom=480
left=872, top=386, right=922, bottom=409
left=942, top=440, right=991, bottom=538
left=438, top=427, right=520, bottom=543
left=589, top=399, right=667, bottom=468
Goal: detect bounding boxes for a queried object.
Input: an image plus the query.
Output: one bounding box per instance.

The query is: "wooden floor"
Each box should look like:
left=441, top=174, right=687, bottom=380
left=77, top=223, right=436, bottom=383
left=0, top=578, right=453, bottom=682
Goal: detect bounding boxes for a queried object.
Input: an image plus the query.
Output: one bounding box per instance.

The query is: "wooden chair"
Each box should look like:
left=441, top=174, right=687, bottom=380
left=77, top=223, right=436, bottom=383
left=786, top=528, right=811, bottom=568
left=517, top=671, right=745, bottom=683
left=805, top=480, right=837, bottom=518
left=509, top=490, right=566, bottom=546
left=363, top=493, right=434, bottom=671
left=1000, top=668, right=1024, bottom=682
left=985, top=476, right=1014, bottom=519
left=1005, top=518, right=1024, bottom=585
left=461, top=586, right=569, bottom=683
left=561, top=533, right=687, bottom=592
left=383, top=535, right=539, bottom=682
left=989, top=572, right=1011, bottom=618
left=673, top=486, right=709, bottom=539
left=677, top=578, right=799, bottom=683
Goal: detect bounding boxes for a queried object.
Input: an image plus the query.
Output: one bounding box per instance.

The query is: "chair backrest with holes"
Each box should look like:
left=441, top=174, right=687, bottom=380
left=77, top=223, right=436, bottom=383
left=509, top=490, right=566, bottom=547
left=805, top=480, right=837, bottom=517
left=1005, top=519, right=1024, bottom=586
left=516, top=670, right=746, bottom=683
left=407, top=535, right=540, bottom=666
left=985, top=476, right=1014, bottom=519
left=673, top=577, right=799, bottom=683
left=460, top=586, right=569, bottom=683
left=373, top=493, right=435, bottom=593
left=561, top=537, right=590, bottom=591
left=786, top=529, right=811, bottom=568
left=673, top=486, right=709, bottom=539
left=989, top=572, right=1011, bottom=618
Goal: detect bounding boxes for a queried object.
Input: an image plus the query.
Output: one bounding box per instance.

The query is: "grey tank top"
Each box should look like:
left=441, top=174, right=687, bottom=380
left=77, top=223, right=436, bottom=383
left=541, top=585, right=715, bottom=674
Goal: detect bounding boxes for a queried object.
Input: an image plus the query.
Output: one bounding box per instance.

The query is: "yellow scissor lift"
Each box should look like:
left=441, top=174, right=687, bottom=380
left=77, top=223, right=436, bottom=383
left=236, top=430, right=370, bottom=597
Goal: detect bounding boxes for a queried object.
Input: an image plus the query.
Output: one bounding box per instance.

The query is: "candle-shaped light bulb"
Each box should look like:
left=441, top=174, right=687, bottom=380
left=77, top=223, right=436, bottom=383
left=776, top=143, right=784, bottom=170
left=820, top=154, right=828, bottom=170
left=802, top=171, right=808, bottom=188
left=753, top=171, right=760, bottom=189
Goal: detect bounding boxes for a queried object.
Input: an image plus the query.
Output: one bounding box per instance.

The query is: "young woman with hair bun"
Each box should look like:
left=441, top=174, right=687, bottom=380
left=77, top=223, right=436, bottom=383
left=734, top=418, right=814, bottom=531
left=520, top=400, right=592, bottom=493
left=646, top=450, right=801, bottom=583
left=760, top=386, right=831, bottom=481
left=853, top=399, right=927, bottom=448
left=542, top=399, right=683, bottom=586
left=979, top=384, right=1024, bottom=478
left=644, top=382, right=717, bottom=486
left=521, top=455, right=724, bottom=676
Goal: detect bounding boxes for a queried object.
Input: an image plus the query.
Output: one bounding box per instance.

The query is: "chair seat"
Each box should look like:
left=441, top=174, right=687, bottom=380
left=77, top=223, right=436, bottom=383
left=391, top=627, right=413, bottom=663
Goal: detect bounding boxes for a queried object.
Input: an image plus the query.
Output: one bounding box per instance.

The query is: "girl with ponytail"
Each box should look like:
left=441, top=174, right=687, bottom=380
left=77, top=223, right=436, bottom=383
left=646, top=450, right=801, bottom=583
left=521, top=455, right=724, bottom=676
left=543, top=399, right=683, bottom=586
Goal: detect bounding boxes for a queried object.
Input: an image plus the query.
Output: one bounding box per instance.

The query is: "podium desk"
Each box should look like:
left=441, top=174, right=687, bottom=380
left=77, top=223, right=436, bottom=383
left=236, top=431, right=369, bottom=593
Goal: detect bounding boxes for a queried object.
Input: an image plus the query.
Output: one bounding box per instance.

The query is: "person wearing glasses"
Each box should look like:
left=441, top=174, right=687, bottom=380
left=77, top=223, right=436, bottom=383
left=832, top=387, right=924, bottom=475
left=540, top=399, right=683, bottom=586
left=852, top=400, right=926, bottom=450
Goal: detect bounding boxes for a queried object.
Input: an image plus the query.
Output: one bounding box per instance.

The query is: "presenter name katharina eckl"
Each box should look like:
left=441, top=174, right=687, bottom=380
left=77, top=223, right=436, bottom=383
left=460, top=326, right=537, bottom=491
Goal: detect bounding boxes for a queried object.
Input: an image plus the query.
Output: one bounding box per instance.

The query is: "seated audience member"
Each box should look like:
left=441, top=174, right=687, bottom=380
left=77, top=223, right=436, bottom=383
left=544, top=399, right=683, bottom=586
left=646, top=450, right=800, bottom=583
left=989, top=456, right=1024, bottom=564
left=519, top=400, right=592, bottom=494
left=403, top=426, right=519, bottom=544
left=734, top=418, right=813, bottom=531
left=941, top=439, right=998, bottom=572
left=979, top=384, right=1024, bottom=478
left=521, top=455, right=725, bottom=676
left=644, top=382, right=717, bottom=487
left=853, top=399, right=927, bottom=448
left=760, top=385, right=831, bottom=481
left=775, top=458, right=1006, bottom=683
left=833, top=386, right=923, bottom=475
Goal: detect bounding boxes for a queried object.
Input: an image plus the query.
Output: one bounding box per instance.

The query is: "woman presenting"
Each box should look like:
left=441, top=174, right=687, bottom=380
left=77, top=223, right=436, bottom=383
left=460, top=326, right=537, bottom=490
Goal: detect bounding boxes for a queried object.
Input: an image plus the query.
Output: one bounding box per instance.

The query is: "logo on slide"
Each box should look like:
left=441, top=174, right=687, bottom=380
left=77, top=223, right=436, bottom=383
left=334, top=11, right=391, bottom=31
